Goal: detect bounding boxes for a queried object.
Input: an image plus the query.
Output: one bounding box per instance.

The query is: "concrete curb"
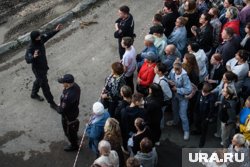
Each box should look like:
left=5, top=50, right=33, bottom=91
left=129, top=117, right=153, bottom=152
left=0, top=0, right=98, bottom=56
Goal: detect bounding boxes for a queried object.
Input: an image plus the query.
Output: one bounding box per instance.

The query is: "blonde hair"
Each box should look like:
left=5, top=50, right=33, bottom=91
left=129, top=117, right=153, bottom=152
left=104, top=118, right=122, bottom=144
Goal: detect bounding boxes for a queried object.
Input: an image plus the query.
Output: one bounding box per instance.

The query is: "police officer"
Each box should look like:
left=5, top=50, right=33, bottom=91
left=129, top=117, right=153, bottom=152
left=25, top=24, right=63, bottom=111
left=58, top=74, right=81, bottom=151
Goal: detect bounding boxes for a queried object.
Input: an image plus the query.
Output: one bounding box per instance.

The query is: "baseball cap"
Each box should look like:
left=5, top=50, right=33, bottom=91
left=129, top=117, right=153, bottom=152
left=58, top=74, right=74, bottom=84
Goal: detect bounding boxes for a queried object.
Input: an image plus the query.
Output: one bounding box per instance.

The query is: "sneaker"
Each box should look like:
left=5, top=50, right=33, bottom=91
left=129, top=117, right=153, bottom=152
left=214, top=133, right=220, bottom=138
left=50, top=102, right=59, bottom=112
left=64, top=145, right=79, bottom=152
left=31, top=94, right=44, bottom=101
left=184, top=132, right=190, bottom=140
left=166, top=120, right=176, bottom=126
left=155, top=142, right=160, bottom=146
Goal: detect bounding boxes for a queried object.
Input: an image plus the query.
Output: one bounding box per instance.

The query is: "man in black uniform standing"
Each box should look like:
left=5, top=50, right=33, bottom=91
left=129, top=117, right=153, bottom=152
left=114, top=5, right=135, bottom=59
left=25, top=24, right=63, bottom=111
left=58, top=74, right=81, bottom=151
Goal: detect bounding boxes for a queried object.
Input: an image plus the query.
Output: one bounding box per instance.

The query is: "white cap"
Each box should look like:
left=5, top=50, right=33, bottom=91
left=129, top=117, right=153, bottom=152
left=93, top=102, right=105, bottom=115
left=144, top=34, right=155, bottom=42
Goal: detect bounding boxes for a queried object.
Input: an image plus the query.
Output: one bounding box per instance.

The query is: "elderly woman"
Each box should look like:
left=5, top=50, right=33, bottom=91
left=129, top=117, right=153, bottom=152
left=227, top=133, right=250, bottom=167
left=168, top=16, right=188, bottom=55
left=86, top=102, right=110, bottom=156
left=93, top=140, right=119, bottom=167
left=103, top=118, right=125, bottom=166
left=222, top=6, right=240, bottom=36
left=137, top=52, right=157, bottom=96
left=101, top=62, right=126, bottom=117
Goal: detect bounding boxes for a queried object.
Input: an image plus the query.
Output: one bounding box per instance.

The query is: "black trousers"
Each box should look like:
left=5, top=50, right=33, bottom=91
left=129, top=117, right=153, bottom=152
left=195, top=117, right=209, bottom=147
left=118, top=38, right=125, bottom=60
left=31, top=68, right=54, bottom=103
left=62, top=117, right=79, bottom=147
left=125, top=74, right=134, bottom=94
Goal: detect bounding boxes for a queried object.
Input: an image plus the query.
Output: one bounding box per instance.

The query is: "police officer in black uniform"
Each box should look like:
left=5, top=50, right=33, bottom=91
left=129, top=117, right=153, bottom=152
left=58, top=74, right=81, bottom=151
left=25, top=24, right=63, bottom=111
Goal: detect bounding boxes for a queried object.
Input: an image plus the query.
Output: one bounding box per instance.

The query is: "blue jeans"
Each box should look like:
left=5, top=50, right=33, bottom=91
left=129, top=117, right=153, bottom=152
left=172, top=94, right=189, bottom=132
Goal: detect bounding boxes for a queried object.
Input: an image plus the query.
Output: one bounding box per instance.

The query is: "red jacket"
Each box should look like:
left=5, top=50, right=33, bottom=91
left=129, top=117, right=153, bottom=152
left=222, top=20, right=240, bottom=36
left=138, top=62, right=156, bottom=87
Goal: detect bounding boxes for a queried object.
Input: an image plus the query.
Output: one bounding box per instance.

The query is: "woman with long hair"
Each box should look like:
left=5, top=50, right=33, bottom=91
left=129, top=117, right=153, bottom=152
left=182, top=53, right=200, bottom=86
left=222, top=6, right=240, bottom=36
left=104, top=118, right=125, bottom=166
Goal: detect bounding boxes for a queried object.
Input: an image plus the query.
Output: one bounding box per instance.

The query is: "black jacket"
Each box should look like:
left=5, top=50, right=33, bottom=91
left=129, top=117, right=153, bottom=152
left=59, top=83, right=81, bottom=121
left=208, top=64, right=226, bottom=89
left=183, top=11, right=200, bottom=38
left=25, top=30, right=59, bottom=71
left=195, top=92, right=215, bottom=120
left=114, top=100, right=130, bottom=124
left=219, top=97, right=237, bottom=124
left=195, top=24, right=213, bottom=52
left=114, top=14, right=135, bottom=39
left=162, top=12, right=179, bottom=38
left=216, top=35, right=241, bottom=66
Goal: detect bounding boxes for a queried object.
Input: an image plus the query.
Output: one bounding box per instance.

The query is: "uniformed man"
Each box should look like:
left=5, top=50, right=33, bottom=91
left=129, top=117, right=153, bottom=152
left=25, top=24, right=63, bottom=111
left=58, top=74, right=81, bottom=151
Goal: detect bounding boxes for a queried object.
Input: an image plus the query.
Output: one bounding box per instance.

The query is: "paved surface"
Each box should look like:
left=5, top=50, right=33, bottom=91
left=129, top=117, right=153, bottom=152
left=0, top=0, right=222, bottom=166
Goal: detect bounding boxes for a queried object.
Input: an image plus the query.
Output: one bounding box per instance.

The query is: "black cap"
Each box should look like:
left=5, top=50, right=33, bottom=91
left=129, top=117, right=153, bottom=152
left=30, top=31, right=41, bottom=41
left=58, top=74, right=74, bottom=84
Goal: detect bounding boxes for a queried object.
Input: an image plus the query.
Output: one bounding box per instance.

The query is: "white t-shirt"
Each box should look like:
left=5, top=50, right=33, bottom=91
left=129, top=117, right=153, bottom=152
left=122, top=46, right=137, bottom=77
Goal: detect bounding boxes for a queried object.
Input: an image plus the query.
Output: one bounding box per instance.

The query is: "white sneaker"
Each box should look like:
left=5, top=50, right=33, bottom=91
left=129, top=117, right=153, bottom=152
left=166, top=120, right=175, bottom=126
left=184, top=132, right=190, bottom=140
left=214, top=133, right=220, bottom=138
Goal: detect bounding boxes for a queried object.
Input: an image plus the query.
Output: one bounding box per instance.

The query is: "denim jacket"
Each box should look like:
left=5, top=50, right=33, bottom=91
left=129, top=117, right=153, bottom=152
left=168, top=69, right=192, bottom=96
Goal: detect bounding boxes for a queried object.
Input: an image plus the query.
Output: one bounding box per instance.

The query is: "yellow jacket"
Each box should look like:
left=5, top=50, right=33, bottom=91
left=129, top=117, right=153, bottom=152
left=240, top=114, right=250, bottom=141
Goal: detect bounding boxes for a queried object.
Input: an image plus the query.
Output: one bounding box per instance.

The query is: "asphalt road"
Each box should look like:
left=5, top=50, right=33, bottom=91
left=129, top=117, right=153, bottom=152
left=0, top=0, right=222, bottom=166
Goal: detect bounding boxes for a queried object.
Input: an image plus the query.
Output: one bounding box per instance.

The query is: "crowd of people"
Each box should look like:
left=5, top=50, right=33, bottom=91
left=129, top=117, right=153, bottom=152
left=88, top=0, right=250, bottom=166
left=25, top=0, right=250, bottom=166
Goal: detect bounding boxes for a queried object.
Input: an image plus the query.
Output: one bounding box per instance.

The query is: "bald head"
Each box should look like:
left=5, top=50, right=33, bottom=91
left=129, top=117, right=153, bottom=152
left=165, top=44, right=176, bottom=55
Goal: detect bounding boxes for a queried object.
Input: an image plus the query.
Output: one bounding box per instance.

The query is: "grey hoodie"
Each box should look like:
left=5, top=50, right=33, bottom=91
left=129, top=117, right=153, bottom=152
left=135, top=148, right=158, bottom=167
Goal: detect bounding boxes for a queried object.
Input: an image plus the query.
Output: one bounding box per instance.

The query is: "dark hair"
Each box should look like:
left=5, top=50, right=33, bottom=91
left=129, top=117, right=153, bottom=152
left=151, top=25, right=164, bottom=34
left=247, top=22, right=250, bottom=29
left=202, top=12, right=211, bottom=22
left=164, top=1, right=177, bottom=12
left=156, top=63, right=168, bottom=74
left=121, top=85, right=132, bottom=98
left=140, top=137, right=153, bottom=153
left=149, top=83, right=164, bottom=99
left=122, top=37, right=134, bottom=48
left=132, top=93, right=143, bottom=104
left=135, top=118, right=146, bottom=131
left=224, top=71, right=238, bottom=82
left=119, top=5, right=130, bottom=14
left=126, top=157, right=140, bottom=167
left=186, top=0, right=197, bottom=12
left=237, top=50, right=249, bottom=62
left=226, top=0, right=235, bottom=6
left=154, top=13, right=163, bottom=22
left=202, top=82, right=212, bottom=93
left=183, top=53, right=199, bottom=76
left=189, top=42, right=200, bottom=52
left=111, top=62, right=124, bottom=75
left=210, top=7, right=219, bottom=16
left=224, top=27, right=235, bottom=37
left=212, top=53, right=223, bottom=62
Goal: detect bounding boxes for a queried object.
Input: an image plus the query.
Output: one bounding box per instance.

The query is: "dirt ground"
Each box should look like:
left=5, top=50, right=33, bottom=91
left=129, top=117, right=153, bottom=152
left=0, top=0, right=79, bottom=44
left=0, top=0, right=222, bottom=166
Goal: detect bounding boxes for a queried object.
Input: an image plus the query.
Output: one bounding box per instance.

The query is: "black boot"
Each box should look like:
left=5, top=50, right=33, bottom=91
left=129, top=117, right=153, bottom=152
left=50, top=102, right=59, bottom=111
left=64, top=144, right=79, bottom=152
left=31, top=94, right=44, bottom=101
